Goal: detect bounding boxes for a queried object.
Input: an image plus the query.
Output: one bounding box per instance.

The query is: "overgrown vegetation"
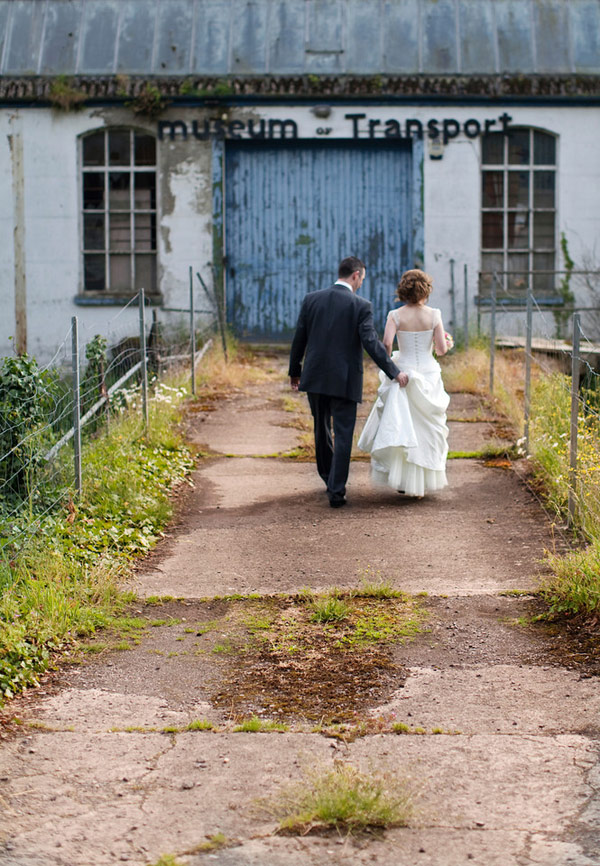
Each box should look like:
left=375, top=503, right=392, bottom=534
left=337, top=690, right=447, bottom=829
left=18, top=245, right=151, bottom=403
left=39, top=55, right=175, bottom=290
left=260, top=761, right=413, bottom=836
left=528, top=372, right=600, bottom=616
left=0, top=354, right=58, bottom=500
left=443, top=345, right=600, bottom=620
left=0, top=341, right=286, bottom=701
left=125, top=83, right=169, bottom=117
left=555, top=233, right=575, bottom=338
left=0, top=379, right=194, bottom=699
left=48, top=76, right=87, bottom=111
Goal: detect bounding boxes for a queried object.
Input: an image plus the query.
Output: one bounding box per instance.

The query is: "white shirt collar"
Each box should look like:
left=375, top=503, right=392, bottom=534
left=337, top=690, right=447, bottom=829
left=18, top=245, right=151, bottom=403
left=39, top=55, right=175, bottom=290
left=334, top=279, right=353, bottom=291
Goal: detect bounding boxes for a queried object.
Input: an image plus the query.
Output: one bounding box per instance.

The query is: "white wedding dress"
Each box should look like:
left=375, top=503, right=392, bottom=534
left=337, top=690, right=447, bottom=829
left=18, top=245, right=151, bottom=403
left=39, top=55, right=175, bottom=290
left=357, top=308, right=450, bottom=497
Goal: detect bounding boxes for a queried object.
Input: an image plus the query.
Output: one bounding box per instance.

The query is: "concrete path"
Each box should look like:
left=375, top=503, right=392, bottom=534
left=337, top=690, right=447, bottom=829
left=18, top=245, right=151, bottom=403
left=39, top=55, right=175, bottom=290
left=1, top=352, right=599, bottom=866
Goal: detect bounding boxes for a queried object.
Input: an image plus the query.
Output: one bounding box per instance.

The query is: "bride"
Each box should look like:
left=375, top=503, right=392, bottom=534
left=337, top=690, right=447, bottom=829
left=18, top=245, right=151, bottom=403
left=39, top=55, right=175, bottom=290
left=357, top=269, right=451, bottom=497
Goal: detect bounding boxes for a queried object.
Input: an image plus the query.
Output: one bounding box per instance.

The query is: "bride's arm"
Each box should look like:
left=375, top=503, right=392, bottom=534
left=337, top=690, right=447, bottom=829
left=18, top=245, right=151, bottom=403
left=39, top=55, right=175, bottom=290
left=433, top=319, right=448, bottom=356
left=383, top=313, right=396, bottom=356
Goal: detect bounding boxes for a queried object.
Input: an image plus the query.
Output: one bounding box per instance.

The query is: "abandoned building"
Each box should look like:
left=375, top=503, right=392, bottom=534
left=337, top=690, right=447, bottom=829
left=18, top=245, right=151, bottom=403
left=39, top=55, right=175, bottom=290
left=1, top=0, right=599, bottom=361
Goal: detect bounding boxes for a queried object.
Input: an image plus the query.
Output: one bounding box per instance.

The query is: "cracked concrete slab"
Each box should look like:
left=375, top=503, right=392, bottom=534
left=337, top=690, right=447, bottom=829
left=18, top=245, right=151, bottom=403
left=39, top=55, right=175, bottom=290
left=1, top=732, right=597, bottom=865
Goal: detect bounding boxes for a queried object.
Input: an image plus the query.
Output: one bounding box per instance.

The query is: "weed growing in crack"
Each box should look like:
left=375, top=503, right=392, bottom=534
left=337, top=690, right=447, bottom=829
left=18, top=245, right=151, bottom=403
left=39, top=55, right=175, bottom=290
left=310, top=597, right=350, bottom=623
left=186, top=719, right=214, bottom=731
left=354, top=567, right=403, bottom=599
left=187, top=833, right=230, bottom=853
left=233, top=715, right=289, bottom=733
left=259, top=760, right=414, bottom=835
left=147, top=855, right=183, bottom=866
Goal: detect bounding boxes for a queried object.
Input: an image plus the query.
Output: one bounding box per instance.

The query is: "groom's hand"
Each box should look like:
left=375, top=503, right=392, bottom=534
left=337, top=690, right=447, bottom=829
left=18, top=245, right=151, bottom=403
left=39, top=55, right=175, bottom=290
left=290, top=377, right=300, bottom=391
left=395, top=371, right=409, bottom=387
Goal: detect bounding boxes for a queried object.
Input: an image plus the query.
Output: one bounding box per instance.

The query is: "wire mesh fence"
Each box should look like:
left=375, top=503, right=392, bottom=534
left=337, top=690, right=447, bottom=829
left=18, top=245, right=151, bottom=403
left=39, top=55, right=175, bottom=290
left=474, top=269, right=600, bottom=535
left=0, top=280, right=216, bottom=555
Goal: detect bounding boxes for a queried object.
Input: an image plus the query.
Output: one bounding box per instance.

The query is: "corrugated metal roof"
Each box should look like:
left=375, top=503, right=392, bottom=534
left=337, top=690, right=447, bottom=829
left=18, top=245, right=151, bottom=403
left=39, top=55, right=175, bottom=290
left=0, top=0, right=598, bottom=78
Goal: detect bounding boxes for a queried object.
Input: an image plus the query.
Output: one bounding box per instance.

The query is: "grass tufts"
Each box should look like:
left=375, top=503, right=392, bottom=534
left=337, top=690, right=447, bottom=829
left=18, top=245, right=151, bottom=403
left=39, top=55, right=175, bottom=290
left=262, top=761, right=413, bottom=836
left=147, top=855, right=184, bottom=866
left=187, top=833, right=229, bottom=853
left=354, top=568, right=403, bottom=599
left=310, top=596, right=349, bottom=623
left=233, top=715, right=289, bottom=733
left=186, top=719, right=214, bottom=731
left=540, top=538, right=600, bottom=618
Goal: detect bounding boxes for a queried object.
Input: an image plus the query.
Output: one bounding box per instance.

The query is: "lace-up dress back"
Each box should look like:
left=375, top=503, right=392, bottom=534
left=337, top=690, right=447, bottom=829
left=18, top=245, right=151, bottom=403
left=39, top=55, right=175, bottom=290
left=357, top=307, right=450, bottom=496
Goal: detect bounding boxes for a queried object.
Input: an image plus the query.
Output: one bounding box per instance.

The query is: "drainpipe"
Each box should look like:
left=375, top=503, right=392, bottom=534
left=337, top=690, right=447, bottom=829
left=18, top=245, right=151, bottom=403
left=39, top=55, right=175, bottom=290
left=9, top=115, right=27, bottom=355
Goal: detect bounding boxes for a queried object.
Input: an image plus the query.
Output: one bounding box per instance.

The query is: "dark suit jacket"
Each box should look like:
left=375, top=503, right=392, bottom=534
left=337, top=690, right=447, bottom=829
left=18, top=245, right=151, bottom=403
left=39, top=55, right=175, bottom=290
left=288, top=283, right=400, bottom=403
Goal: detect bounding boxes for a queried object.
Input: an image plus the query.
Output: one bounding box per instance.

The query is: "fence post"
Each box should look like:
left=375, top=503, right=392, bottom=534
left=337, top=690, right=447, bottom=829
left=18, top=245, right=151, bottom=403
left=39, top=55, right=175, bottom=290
left=449, top=258, right=456, bottom=331
left=568, top=313, right=581, bottom=527
left=463, top=263, right=469, bottom=351
left=189, top=265, right=196, bottom=396
left=71, top=316, right=82, bottom=497
left=139, top=288, right=149, bottom=428
left=524, top=282, right=533, bottom=452
left=489, top=272, right=497, bottom=394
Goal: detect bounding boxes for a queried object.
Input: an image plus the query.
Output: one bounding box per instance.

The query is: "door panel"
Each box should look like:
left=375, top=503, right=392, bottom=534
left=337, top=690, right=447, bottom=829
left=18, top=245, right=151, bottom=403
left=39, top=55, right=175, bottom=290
left=225, top=140, right=413, bottom=339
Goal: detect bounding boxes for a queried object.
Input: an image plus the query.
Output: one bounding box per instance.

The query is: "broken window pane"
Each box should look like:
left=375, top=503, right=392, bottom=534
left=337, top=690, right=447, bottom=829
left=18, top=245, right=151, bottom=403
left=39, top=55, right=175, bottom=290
left=533, top=172, right=555, bottom=208
left=533, top=212, right=555, bottom=249
left=109, top=213, right=131, bottom=251
left=84, top=254, right=105, bottom=291
left=508, top=130, right=530, bottom=165
left=134, top=213, right=156, bottom=251
left=507, top=254, right=529, bottom=296
left=109, top=131, right=131, bottom=166
left=109, top=173, right=130, bottom=209
left=534, top=132, right=556, bottom=166
left=83, top=173, right=104, bottom=209
left=507, top=210, right=529, bottom=249
left=83, top=132, right=104, bottom=166
left=482, top=133, right=503, bottom=165
left=482, top=212, right=503, bottom=249
left=482, top=172, right=503, bottom=208
left=84, top=213, right=104, bottom=250
left=135, top=134, right=156, bottom=166
left=508, top=171, right=529, bottom=208
left=134, top=173, right=156, bottom=209
left=110, top=254, right=131, bottom=291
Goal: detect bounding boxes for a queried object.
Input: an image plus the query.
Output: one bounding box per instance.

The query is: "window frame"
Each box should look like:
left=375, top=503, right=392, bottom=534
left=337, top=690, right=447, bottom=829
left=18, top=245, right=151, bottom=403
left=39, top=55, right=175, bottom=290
left=479, top=126, right=559, bottom=307
left=79, top=127, right=159, bottom=300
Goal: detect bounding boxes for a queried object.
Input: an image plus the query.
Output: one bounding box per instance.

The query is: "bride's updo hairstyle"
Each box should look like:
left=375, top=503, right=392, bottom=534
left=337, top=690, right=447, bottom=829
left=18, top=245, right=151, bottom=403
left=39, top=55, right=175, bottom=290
left=396, top=269, right=433, bottom=304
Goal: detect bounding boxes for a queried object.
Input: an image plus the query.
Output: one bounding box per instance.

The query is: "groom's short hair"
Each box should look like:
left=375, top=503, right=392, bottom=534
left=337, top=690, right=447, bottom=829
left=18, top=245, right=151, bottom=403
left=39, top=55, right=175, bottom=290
left=338, top=256, right=366, bottom=278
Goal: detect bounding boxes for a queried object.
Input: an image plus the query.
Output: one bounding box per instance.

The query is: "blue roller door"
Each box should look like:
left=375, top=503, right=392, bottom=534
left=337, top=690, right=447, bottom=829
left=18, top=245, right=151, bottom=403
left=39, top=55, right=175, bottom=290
left=225, top=139, right=414, bottom=339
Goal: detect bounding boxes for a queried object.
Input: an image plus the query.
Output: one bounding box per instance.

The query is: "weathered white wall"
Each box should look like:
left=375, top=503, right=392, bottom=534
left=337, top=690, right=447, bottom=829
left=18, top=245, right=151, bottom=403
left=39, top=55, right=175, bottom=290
left=0, top=106, right=215, bottom=364
left=1, top=101, right=599, bottom=362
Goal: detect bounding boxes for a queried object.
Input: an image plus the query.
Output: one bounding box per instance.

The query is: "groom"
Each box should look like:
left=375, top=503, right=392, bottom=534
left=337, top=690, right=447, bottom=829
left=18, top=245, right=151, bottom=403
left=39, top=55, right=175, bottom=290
left=289, top=256, right=408, bottom=507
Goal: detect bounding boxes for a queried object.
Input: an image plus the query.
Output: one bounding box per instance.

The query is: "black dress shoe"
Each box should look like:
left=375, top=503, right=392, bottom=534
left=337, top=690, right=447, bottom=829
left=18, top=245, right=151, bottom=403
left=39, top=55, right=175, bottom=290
left=329, top=497, right=346, bottom=508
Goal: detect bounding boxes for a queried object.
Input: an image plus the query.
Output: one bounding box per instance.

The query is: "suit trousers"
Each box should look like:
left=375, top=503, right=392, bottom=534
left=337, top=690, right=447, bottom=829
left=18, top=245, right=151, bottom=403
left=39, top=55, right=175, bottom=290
left=307, top=392, right=357, bottom=502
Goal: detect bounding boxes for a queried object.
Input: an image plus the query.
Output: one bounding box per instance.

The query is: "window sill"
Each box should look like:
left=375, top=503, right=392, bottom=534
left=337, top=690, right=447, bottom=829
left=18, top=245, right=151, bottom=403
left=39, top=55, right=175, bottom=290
left=74, top=293, right=162, bottom=307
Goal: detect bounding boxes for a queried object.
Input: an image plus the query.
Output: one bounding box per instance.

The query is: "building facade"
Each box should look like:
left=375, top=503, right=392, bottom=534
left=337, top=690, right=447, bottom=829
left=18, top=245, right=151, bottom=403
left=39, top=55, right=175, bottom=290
left=1, top=0, right=599, bottom=361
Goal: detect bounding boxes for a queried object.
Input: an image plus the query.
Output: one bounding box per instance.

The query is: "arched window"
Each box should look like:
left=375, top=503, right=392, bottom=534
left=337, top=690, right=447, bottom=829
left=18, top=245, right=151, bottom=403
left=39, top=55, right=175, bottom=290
left=81, top=128, right=157, bottom=296
left=480, top=128, right=557, bottom=303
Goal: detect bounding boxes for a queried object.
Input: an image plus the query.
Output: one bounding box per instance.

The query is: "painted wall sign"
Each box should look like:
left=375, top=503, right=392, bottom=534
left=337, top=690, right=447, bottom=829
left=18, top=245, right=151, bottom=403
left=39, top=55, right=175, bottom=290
left=345, top=112, right=513, bottom=143
left=158, top=118, right=298, bottom=140
left=157, top=112, right=513, bottom=142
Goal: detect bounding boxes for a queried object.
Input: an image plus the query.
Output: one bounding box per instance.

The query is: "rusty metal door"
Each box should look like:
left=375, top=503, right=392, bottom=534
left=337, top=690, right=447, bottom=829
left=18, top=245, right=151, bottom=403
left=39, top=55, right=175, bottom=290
left=225, top=139, right=413, bottom=339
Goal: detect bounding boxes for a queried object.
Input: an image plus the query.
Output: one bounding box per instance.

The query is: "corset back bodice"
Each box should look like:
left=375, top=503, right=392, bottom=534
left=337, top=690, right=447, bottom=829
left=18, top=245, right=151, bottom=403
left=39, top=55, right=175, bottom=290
left=395, top=329, right=439, bottom=373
